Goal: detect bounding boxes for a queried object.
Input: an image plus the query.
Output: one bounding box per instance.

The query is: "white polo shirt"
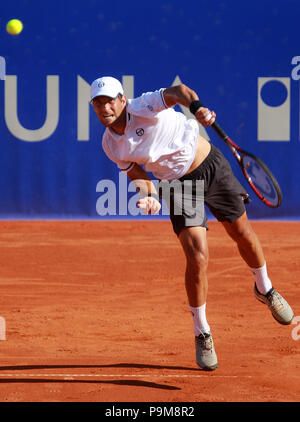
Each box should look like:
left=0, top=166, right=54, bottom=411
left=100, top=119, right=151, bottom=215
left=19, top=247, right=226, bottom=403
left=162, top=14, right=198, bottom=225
left=101, top=89, right=199, bottom=180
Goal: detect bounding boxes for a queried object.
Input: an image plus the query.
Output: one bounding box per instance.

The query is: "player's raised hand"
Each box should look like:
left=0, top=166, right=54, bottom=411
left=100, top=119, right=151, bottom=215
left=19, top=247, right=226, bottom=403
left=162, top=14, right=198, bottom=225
left=137, top=196, right=161, bottom=215
left=195, top=107, right=216, bottom=126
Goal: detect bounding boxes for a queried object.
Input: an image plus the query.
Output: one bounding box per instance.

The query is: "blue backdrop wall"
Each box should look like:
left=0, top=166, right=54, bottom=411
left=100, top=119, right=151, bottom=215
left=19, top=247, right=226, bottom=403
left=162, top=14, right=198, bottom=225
left=1, top=0, right=300, bottom=220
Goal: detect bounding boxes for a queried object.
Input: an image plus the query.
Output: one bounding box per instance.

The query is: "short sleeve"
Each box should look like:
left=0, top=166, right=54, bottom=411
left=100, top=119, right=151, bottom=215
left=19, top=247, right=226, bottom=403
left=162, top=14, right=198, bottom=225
left=102, top=134, right=134, bottom=172
left=127, top=89, right=168, bottom=117
left=118, top=162, right=134, bottom=172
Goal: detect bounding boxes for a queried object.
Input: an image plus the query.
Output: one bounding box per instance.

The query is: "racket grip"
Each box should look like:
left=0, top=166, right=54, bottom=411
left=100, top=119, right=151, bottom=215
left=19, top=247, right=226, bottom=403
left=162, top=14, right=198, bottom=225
left=211, top=121, right=228, bottom=140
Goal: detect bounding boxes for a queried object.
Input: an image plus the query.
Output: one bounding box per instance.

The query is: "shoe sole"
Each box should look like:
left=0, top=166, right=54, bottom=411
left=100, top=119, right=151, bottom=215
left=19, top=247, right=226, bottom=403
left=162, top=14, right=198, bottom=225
left=197, top=362, right=218, bottom=371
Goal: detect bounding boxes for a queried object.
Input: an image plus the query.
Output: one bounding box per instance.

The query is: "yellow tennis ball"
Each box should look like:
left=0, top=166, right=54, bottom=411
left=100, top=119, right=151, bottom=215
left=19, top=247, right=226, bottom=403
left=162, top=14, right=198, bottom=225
left=6, top=19, right=23, bottom=35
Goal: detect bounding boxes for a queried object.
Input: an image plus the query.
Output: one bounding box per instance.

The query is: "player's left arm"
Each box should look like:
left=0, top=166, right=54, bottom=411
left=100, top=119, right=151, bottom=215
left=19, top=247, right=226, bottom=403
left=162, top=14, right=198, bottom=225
left=127, top=163, right=161, bottom=215
left=163, top=84, right=216, bottom=126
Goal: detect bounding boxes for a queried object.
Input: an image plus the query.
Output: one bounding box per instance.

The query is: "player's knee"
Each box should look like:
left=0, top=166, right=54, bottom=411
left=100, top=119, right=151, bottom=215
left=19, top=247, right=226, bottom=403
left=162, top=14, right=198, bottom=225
left=186, top=247, right=209, bottom=273
left=180, top=228, right=209, bottom=272
left=230, top=224, right=256, bottom=246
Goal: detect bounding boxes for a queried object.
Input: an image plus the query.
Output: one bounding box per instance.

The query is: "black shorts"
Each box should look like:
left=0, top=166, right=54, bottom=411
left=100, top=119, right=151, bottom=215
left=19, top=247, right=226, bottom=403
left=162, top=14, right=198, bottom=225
left=159, top=143, right=250, bottom=236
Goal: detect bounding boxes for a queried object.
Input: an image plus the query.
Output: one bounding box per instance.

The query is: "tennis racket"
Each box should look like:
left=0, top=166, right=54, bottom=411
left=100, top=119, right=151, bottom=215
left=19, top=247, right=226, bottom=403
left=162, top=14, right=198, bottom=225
left=198, top=101, right=282, bottom=208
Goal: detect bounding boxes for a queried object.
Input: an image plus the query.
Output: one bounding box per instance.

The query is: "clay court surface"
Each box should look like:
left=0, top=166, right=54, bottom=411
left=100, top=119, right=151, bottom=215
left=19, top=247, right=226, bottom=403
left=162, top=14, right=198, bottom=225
left=0, top=219, right=299, bottom=402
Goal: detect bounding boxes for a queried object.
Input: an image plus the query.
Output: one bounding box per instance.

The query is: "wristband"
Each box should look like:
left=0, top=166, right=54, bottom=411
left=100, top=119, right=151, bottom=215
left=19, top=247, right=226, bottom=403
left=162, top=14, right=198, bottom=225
left=189, top=100, right=203, bottom=115
left=147, top=192, right=160, bottom=201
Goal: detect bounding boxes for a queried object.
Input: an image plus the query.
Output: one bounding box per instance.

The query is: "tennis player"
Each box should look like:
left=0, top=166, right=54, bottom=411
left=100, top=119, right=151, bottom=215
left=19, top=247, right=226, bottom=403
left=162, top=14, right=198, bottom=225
left=91, top=76, right=294, bottom=371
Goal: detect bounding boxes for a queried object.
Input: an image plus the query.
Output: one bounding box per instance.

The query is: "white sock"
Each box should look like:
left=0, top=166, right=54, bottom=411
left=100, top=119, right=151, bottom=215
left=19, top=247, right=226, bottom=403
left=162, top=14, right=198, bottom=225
left=189, top=304, right=210, bottom=336
left=250, top=262, right=273, bottom=295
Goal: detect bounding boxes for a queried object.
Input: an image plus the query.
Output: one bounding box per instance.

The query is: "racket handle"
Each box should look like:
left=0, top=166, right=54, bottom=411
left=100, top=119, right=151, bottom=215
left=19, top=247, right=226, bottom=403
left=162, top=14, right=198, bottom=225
left=211, top=121, right=228, bottom=141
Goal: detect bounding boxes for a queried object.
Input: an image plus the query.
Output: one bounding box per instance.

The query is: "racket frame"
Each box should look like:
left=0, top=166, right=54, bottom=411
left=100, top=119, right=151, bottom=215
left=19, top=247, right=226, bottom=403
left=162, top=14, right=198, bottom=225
left=197, top=106, right=282, bottom=208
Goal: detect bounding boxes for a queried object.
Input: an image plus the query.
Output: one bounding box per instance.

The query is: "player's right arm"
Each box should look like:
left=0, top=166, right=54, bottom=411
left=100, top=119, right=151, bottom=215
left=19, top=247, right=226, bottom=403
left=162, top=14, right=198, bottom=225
left=127, top=164, right=161, bottom=215
left=163, top=84, right=199, bottom=108
left=163, top=84, right=216, bottom=126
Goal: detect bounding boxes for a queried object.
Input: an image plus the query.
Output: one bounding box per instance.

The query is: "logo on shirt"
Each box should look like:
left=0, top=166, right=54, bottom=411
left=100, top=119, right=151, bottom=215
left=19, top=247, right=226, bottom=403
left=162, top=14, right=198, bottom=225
left=136, top=128, right=144, bottom=136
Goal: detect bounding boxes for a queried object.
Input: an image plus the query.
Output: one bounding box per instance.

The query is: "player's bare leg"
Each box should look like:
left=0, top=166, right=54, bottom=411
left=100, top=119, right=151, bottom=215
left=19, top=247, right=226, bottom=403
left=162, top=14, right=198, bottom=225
left=178, top=226, right=218, bottom=370
left=178, top=226, right=209, bottom=307
left=221, top=211, right=294, bottom=324
left=221, top=211, right=265, bottom=268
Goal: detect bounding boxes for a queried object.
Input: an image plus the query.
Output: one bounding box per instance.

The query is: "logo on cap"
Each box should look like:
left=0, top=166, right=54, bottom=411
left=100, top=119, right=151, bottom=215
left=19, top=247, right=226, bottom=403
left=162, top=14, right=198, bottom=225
left=98, top=81, right=105, bottom=88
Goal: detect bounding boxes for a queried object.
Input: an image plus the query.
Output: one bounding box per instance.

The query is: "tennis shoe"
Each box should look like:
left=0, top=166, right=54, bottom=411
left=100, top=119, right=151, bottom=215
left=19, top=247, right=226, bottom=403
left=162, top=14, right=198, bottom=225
left=254, top=284, right=294, bottom=325
left=195, top=332, right=218, bottom=371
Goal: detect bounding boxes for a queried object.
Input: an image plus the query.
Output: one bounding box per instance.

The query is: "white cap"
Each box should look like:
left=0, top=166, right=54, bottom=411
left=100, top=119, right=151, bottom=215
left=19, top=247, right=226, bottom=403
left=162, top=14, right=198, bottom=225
left=90, top=76, right=124, bottom=101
